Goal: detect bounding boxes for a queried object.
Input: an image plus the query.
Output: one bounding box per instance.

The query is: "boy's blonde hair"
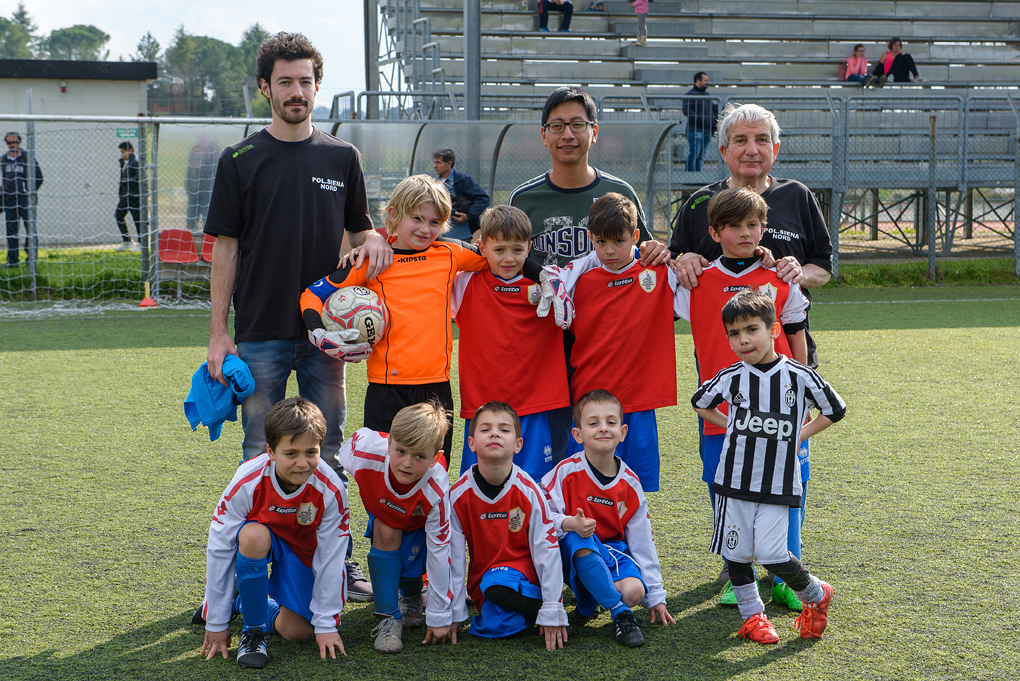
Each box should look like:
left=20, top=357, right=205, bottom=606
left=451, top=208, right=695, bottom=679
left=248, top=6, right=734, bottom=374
left=572, top=388, right=623, bottom=426
left=479, top=205, right=532, bottom=243
left=382, top=174, right=453, bottom=235
left=588, top=192, right=638, bottom=240
left=389, top=400, right=450, bottom=455
left=707, top=187, right=769, bottom=235
left=265, top=397, right=327, bottom=451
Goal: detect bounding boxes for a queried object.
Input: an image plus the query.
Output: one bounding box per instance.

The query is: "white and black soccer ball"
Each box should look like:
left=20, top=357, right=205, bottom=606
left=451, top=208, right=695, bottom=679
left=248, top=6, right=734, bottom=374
left=321, top=286, right=388, bottom=346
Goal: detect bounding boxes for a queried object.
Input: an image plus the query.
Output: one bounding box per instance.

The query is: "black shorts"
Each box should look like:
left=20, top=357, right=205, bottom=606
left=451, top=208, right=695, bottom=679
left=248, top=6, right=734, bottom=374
left=364, top=381, right=454, bottom=469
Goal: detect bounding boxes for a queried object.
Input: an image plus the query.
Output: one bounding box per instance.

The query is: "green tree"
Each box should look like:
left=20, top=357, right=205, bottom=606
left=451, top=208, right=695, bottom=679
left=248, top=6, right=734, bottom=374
left=44, top=24, right=110, bottom=60
left=133, top=32, right=160, bottom=63
left=0, top=17, right=32, bottom=59
left=10, top=2, right=41, bottom=56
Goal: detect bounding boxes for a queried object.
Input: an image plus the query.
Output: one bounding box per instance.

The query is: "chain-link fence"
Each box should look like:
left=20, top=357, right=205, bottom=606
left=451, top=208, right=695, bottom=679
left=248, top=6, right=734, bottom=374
left=1, top=96, right=1016, bottom=315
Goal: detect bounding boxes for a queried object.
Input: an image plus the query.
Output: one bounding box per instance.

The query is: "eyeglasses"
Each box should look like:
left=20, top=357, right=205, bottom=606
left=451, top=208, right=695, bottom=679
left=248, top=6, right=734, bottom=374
left=5, top=141, right=18, bottom=146
left=542, top=120, right=595, bottom=134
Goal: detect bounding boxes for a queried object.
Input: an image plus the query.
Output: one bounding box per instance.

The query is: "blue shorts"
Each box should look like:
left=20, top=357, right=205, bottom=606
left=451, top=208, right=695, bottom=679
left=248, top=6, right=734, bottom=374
left=461, top=411, right=554, bottom=482
left=703, top=434, right=811, bottom=484
left=365, top=514, right=428, bottom=581
left=239, top=521, right=314, bottom=623
left=567, top=409, right=659, bottom=492
left=469, top=567, right=543, bottom=638
left=559, top=532, right=646, bottom=617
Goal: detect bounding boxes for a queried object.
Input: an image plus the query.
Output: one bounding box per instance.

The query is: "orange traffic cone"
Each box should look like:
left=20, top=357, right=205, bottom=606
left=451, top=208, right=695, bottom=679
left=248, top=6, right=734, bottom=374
left=139, top=281, right=158, bottom=308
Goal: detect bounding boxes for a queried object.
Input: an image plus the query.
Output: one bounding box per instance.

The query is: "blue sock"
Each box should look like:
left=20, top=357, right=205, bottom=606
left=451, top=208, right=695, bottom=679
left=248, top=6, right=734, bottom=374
left=235, top=553, right=269, bottom=632
left=265, top=598, right=281, bottom=635
left=367, top=546, right=401, bottom=619
left=574, top=551, right=629, bottom=619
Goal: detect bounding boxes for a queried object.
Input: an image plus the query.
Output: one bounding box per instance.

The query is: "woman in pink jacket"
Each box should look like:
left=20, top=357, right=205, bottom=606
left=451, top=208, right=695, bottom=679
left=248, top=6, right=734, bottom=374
left=845, top=44, right=870, bottom=85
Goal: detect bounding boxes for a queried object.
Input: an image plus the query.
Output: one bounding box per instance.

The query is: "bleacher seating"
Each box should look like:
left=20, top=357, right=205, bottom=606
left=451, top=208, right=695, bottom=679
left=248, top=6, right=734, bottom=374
left=390, top=0, right=1020, bottom=101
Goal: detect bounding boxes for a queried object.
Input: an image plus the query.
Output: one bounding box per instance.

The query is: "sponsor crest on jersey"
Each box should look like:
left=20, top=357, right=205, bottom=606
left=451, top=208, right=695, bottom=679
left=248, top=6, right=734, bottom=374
left=638, top=269, right=657, bottom=293
left=508, top=506, right=525, bottom=533
left=726, top=528, right=739, bottom=550
left=755, top=282, right=778, bottom=301
left=297, top=502, right=318, bottom=526
left=527, top=284, right=541, bottom=306
left=412, top=504, right=425, bottom=517
left=617, top=500, right=628, bottom=520
left=785, top=388, right=797, bottom=407
left=733, top=392, right=748, bottom=406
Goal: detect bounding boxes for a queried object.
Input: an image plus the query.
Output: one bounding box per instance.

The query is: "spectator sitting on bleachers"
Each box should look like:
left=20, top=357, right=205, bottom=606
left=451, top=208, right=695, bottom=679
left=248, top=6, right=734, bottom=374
left=845, top=44, right=870, bottom=85
left=539, top=0, right=573, bottom=32
left=872, top=37, right=923, bottom=86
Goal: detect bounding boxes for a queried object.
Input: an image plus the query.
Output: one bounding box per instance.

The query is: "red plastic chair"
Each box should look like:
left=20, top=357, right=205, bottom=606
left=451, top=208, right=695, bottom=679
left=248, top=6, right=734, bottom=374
left=158, top=229, right=199, bottom=298
left=201, top=233, right=215, bottom=262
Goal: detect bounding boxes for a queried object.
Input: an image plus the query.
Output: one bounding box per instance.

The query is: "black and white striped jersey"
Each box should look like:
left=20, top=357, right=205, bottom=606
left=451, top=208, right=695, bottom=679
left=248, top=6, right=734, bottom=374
left=692, top=355, right=847, bottom=507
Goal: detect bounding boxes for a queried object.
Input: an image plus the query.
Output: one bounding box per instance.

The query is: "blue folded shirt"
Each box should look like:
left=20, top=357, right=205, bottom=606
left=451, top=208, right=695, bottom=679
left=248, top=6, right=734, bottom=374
left=184, top=355, right=255, bottom=441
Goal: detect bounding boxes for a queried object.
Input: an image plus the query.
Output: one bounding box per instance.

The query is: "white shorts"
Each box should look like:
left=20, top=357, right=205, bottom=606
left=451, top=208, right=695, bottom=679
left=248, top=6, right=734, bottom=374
left=710, top=495, right=790, bottom=564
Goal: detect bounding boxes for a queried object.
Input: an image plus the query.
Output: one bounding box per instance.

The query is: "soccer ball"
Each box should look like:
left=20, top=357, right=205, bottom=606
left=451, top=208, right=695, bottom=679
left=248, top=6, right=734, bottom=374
left=321, top=286, right=388, bottom=346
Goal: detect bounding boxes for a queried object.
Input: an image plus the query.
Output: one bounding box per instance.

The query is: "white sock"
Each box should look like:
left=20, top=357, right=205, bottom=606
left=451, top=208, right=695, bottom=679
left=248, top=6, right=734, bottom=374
left=795, top=575, right=823, bottom=604
left=733, top=582, right=764, bottom=620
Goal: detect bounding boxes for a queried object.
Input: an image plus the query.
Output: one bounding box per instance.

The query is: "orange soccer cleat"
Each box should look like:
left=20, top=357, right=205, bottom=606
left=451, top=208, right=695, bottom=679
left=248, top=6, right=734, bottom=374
left=794, top=581, right=833, bottom=639
left=738, top=612, right=779, bottom=644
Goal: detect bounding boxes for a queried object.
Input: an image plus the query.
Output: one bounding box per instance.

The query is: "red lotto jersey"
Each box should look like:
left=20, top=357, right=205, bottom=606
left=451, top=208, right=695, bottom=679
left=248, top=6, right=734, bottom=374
left=562, top=252, right=679, bottom=412
left=448, top=467, right=563, bottom=614
left=676, top=259, right=808, bottom=436
left=451, top=271, right=570, bottom=418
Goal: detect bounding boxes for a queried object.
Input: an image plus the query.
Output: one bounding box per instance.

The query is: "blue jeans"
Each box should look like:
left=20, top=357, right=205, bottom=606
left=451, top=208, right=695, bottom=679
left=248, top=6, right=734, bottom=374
left=686, top=130, right=713, bottom=172
left=846, top=74, right=869, bottom=83
left=236, top=338, right=347, bottom=468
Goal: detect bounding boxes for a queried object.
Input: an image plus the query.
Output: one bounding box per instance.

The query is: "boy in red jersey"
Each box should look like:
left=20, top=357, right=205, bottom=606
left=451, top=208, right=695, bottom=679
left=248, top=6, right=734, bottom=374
left=197, top=397, right=349, bottom=669
left=337, top=401, right=455, bottom=653
left=448, top=402, right=570, bottom=649
left=451, top=206, right=571, bottom=482
left=558, top=193, right=683, bottom=492
left=300, top=175, right=566, bottom=463
left=542, top=390, right=674, bottom=648
left=672, top=187, right=809, bottom=610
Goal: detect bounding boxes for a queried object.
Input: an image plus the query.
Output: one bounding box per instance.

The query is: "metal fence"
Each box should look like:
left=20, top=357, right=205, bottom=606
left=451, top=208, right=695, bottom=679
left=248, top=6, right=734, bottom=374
left=0, top=95, right=1016, bottom=313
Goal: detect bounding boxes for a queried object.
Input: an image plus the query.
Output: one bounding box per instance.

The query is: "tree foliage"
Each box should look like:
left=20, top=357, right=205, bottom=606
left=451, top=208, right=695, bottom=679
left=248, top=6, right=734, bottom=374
left=43, top=24, right=111, bottom=61
left=0, top=17, right=33, bottom=59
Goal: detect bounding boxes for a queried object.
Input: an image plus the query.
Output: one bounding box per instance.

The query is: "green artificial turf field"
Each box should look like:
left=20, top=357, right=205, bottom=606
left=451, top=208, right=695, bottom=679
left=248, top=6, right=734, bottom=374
left=1, top=284, right=1018, bottom=680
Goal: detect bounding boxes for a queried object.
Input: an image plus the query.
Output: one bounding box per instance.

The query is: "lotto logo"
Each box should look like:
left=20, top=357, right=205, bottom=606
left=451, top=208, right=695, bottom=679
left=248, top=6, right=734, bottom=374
left=732, top=408, right=796, bottom=441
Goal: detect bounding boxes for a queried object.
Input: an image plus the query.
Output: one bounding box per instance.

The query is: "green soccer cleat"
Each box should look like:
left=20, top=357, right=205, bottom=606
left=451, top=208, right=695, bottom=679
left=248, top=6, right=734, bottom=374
left=771, top=581, right=804, bottom=612
left=719, top=580, right=737, bottom=606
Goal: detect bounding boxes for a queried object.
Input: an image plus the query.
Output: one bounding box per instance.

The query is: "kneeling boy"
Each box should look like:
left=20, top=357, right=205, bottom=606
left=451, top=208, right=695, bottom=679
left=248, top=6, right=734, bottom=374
left=337, top=401, right=454, bottom=653
left=198, top=397, right=349, bottom=668
left=692, top=291, right=846, bottom=643
left=449, top=401, right=570, bottom=650
left=542, top=389, right=674, bottom=648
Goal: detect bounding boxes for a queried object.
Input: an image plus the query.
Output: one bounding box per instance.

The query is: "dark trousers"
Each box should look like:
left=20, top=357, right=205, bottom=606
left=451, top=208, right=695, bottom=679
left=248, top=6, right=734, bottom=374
left=364, top=381, right=455, bottom=469
left=539, top=1, right=573, bottom=30
left=5, top=202, right=28, bottom=265
left=115, top=199, right=141, bottom=242
left=873, top=53, right=919, bottom=82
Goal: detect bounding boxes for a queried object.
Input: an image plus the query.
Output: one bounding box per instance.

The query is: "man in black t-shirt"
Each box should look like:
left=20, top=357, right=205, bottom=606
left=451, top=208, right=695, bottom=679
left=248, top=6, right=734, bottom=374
left=203, top=34, right=390, bottom=615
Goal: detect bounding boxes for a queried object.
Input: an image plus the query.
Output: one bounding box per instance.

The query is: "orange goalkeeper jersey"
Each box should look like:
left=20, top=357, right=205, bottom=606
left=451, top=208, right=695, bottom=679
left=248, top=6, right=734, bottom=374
left=301, top=239, right=488, bottom=385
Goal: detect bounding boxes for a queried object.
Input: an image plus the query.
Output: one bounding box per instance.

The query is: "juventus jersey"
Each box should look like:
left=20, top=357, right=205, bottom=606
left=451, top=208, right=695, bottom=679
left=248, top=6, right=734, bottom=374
left=451, top=270, right=570, bottom=418
left=203, top=454, right=350, bottom=633
left=541, top=455, right=667, bottom=609
left=692, top=355, right=846, bottom=507
left=338, top=429, right=454, bottom=626
left=676, top=258, right=809, bottom=436
left=448, top=465, right=568, bottom=627
left=560, top=250, right=683, bottom=412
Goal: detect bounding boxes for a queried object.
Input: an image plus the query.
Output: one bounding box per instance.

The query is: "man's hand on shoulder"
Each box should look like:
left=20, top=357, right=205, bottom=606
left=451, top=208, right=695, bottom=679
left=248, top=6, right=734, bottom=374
left=671, top=252, right=710, bottom=290
left=207, top=330, right=238, bottom=386
left=638, top=240, right=670, bottom=267
left=316, top=631, right=346, bottom=659
left=347, top=229, right=393, bottom=280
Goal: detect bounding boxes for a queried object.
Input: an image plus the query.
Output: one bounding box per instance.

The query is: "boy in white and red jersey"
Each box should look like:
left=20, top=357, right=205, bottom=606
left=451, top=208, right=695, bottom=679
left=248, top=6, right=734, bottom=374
left=337, top=401, right=454, bottom=653
left=301, top=175, right=568, bottom=463
left=448, top=401, right=569, bottom=649
left=451, top=206, right=571, bottom=483
left=542, top=390, right=674, bottom=648
left=673, top=187, right=809, bottom=610
left=197, top=397, right=350, bottom=669
left=558, top=193, right=682, bottom=492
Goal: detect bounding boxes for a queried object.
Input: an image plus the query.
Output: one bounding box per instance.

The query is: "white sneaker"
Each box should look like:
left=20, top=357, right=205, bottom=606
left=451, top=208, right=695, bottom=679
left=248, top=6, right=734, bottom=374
left=371, top=614, right=403, bottom=653
left=116, top=242, right=131, bottom=251
left=132, top=242, right=142, bottom=251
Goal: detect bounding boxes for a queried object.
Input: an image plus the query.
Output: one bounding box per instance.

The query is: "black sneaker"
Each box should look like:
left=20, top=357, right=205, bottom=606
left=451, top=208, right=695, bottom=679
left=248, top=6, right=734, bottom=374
left=237, top=628, right=268, bottom=668
left=612, top=611, right=644, bottom=648
left=191, top=601, right=238, bottom=626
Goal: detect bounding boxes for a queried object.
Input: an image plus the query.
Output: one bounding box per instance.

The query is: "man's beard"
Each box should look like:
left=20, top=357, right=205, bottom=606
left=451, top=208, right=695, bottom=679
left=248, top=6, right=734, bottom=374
left=271, top=94, right=312, bottom=125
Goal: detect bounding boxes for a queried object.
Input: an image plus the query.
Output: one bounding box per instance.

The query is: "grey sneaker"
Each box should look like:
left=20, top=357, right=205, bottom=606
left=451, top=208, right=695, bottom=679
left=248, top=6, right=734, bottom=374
left=612, top=611, right=644, bottom=648
left=371, top=614, right=404, bottom=653
left=346, top=560, right=374, bottom=602
left=399, top=592, right=424, bottom=629
left=237, top=628, right=268, bottom=668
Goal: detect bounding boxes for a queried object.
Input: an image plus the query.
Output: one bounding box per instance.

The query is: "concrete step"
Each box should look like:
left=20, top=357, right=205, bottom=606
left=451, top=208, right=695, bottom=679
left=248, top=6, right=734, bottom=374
left=623, top=40, right=1020, bottom=62
left=436, top=34, right=624, bottom=57
left=610, top=16, right=1019, bottom=39
left=637, top=62, right=1020, bottom=83
left=440, top=57, right=634, bottom=80
left=601, top=0, right=1020, bottom=18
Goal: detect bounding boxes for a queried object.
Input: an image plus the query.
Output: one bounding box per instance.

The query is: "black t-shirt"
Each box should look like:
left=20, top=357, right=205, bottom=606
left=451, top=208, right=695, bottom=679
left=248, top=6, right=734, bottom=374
left=668, top=176, right=833, bottom=272
left=204, top=128, right=374, bottom=343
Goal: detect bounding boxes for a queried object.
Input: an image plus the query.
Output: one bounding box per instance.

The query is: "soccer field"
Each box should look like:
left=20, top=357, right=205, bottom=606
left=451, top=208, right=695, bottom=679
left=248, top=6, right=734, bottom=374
left=1, top=285, right=1018, bottom=681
